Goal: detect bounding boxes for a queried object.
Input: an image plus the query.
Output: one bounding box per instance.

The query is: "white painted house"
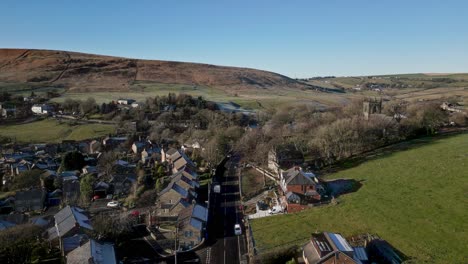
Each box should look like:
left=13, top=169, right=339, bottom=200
left=31, top=104, right=53, bottom=115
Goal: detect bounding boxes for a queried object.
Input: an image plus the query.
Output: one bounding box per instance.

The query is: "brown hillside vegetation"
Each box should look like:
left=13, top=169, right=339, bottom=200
left=0, top=48, right=309, bottom=92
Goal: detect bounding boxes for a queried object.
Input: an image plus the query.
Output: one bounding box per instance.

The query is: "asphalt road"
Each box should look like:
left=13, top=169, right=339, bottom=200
left=159, top=156, right=247, bottom=263
left=207, top=155, right=247, bottom=264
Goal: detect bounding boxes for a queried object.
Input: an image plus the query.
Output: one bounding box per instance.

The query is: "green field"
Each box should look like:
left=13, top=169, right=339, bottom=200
left=46, top=81, right=354, bottom=110
left=251, top=133, right=468, bottom=263
left=0, top=119, right=115, bottom=143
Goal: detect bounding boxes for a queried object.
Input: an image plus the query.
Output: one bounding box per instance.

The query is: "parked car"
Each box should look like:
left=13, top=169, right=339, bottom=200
left=268, top=205, right=283, bottom=215
left=213, top=184, right=221, bottom=194
left=234, top=224, right=242, bottom=236
left=107, top=201, right=120, bottom=208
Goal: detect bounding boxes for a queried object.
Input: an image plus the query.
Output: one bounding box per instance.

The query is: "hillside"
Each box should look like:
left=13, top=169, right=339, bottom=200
left=0, top=48, right=310, bottom=92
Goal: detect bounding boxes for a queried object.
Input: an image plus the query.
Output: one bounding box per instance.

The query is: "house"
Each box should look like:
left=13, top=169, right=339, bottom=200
left=116, top=98, right=135, bottom=105
left=172, top=152, right=196, bottom=173
left=1, top=107, right=16, bottom=118
left=33, top=158, right=58, bottom=170
left=157, top=180, right=196, bottom=216
left=102, top=137, right=127, bottom=148
left=47, top=189, right=63, bottom=206
left=82, top=165, right=97, bottom=175
left=280, top=167, right=325, bottom=206
left=177, top=203, right=208, bottom=250
left=62, top=179, right=81, bottom=205
left=47, top=206, right=93, bottom=251
left=15, top=188, right=46, bottom=212
left=31, top=104, right=54, bottom=115
left=60, top=170, right=80, bottom=179
left=131, top=141, right=148, bottom=154
left=161, top=147, right=178, bottom=163
left=156, top=198, right=191, bottom=222
left=170, top=170, right=200, bottom=190
left=110, top=174, right=136, bottom=195
left=89, top=140, right=101, bottom=154
left=0, top=197, right=15, bottom=214
left=367, top=239, right=403, bottom=264
left=303, top=232, right=369, bottom=264
left=10, top=159, right=32, bottom=175
left=166, top=148, right=181, bottom=163
left=141, top=147, right=160, bottom=164
left=93, top=182, right=110, bottom=198
left=66, top=239, right=116, bottom=264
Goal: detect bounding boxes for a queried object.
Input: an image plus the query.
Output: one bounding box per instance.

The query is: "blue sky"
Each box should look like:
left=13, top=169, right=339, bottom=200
left=1, top=1, right=467, bottom=77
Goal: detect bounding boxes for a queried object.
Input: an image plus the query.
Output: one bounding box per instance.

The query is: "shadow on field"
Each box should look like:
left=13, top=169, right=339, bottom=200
left=325, top=178, right=364, bottom=197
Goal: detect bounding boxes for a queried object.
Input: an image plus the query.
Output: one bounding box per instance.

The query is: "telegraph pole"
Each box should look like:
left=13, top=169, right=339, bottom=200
left=174, top=218, right=178, bottom=264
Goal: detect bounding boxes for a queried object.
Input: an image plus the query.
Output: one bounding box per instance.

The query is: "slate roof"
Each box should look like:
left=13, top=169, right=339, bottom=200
left=178, top=204, right=208, bottom=231
left=160, top=181, right=189, bottom=199
left=182, top=167, right=198, bottom=180
left=171, top=171, right=200, bottom=188
left=63, top=234, right=88, bottom=253
left=48, top=206, right=92, bottom=240
left=303, top=232, right=364, bottom=264
left=166, top=148, right=179, bottom=156
left=282, top=168, right=316, bottom=186
left=173, top=157, right=189, bottom=171
left=189, top=218, right=204, bottom=230
left=66, top=239, right=116, bottom=264
left=0, top=220, right=15, bottom=230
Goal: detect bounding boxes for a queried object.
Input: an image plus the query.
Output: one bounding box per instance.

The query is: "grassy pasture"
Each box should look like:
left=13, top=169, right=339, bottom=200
left=0, top=119, right=115, bottom=143
left=250, top=133, right=468, bottom=263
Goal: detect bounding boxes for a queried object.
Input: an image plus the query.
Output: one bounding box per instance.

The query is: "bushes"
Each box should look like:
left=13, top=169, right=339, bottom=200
left=0, top=224, right=59, bottom=264
left=254, top=245, right=299, bottom=264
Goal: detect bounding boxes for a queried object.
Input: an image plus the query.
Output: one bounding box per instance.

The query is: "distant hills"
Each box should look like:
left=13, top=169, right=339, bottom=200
left=0, top=49, right=311, bottom=92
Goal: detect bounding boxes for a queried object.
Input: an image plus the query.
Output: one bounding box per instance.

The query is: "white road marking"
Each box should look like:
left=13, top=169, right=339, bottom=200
left=206, top=248, right=211, bottom=264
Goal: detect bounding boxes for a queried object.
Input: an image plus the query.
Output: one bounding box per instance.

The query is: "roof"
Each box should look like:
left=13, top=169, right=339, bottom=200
left=327, top=232, right=353, bottom=252
left=192, top=204, right=208, bottom=222
left=171, top=171, right=200, bottom=188
left=178, top=204, right=208, bottom=231
left=30, top=216, right=49, bottom=227
left=0, top=220, right=15, bottom=230
left=173, top=157, right=189, bottom=171
left=63, top=234, right=88, bottom=253
left=50, top=206, right=92, bottom=240
left=66, top=239, right=116, bottom=264
left=282, top=168, right=316, bottom=186
left=353, top=247, right=368, bottom=262
left=15, top=189, right=44, bottom=201
left=169, top=151, right=182, bottom=161
left=160, top=181, right=189, bottom=199
left=303, top=232, right=359, bottom=264
left=189, top=218, right=204, bottom=230
left=166, top=148, right=179, bottom=156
